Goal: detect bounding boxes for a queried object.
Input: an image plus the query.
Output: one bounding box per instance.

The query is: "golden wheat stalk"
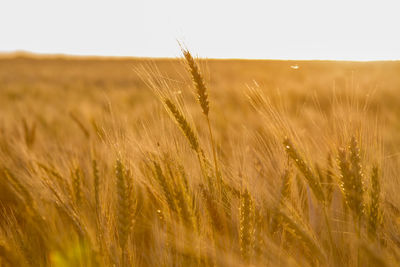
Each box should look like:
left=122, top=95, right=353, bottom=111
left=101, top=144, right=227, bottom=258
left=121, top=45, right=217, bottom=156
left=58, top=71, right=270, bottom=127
left=181, top=48, right=220, bottom=179
left=239, top=188, right=254, bottom=264
left=2, top=168, right=35, bottom=208
left=279, top=168, right=292, bottom=206
left=69, top=112, right=90, bottom=139
left=295, top=174, right=310, bottom=223
left=284, top=139, right=337, bottom=257
left=200, top=185, right=224, bottom=233
left=92, top=159, right=100, bottom=214
left=153, top=160, right=177, bottom=213
left=337, top=139, right=364, bottom=222
left=283, top=137, right=325, bottom=203
left=164, top=98, right=200, bottom=152
left=277, top=206, right=326, bottom=264
left=115, top=159, right=134, bottom=250
left=325, top=153, right=334, bottom=205
left=173, top=169, right=197, bottom=231
left=367, top=165, right=381, bottom=239
left=181, top=49, right=209, bottom=116
left=349, top=137, right=365, bottom=218
left=72, top=167, right=83, bottom=206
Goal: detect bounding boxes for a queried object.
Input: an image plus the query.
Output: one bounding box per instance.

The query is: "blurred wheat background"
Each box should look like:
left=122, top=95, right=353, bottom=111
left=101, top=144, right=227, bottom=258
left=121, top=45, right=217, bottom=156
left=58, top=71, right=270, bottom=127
left=0, top=51, right=400, bottom=266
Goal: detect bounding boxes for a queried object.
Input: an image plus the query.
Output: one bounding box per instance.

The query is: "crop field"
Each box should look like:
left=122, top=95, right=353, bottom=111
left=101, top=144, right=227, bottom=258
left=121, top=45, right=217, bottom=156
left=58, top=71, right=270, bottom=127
left=0, top=52, right=400, bottom=266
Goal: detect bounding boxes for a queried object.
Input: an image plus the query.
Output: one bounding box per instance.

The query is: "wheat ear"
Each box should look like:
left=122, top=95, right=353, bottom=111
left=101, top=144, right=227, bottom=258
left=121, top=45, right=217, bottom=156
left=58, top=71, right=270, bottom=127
left=182, top=48, right=220, bottom=179
left=283, top=137, right=325, bottom=203
left=164, top=98, right=200, bottom=152
left=181, top=49, right=209, bottom=116
left=368, top=165, right=381, bottom=239
left=92, top=159, right=100, bottom=214
left=239, top=188, right=254, bottom=264
left=337, top=138, right=364, bottom=222
left=115, top=159, right=134, bottom=250
left=153, top=161, right=176, bottom=213
left=325, top=153, right=334, bottom=205
left=72, top=167, right=83, bottom=206
left=349, top=137, right=365, bottom=220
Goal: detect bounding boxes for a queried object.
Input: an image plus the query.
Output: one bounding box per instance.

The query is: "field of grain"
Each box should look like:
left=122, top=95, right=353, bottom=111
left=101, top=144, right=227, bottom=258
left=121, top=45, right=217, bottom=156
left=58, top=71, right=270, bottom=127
left=0, top=53, right=400, bottom=266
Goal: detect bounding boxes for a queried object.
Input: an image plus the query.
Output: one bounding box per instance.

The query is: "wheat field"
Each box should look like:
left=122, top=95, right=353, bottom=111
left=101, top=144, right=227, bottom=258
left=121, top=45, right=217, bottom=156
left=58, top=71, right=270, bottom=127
left=0, top=51, right=400, bottom=266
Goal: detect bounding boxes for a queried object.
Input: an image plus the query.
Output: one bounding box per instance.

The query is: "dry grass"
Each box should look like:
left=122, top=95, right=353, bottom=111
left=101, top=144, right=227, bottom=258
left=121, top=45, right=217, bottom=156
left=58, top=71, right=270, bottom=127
left=0, top=52, right=399, bottom=266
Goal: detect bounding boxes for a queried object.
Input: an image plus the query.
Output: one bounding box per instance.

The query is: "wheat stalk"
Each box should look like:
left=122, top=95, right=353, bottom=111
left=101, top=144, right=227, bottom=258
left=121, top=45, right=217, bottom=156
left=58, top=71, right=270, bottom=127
left=153, top=161, right=176, bottom=213
left=200, top=185, right=224, bottom=233
left=325, top=153, right=334, bottom=205
left=279, top=168, right=292, bottom=206
left=164, top=98, right=200, bottom=153
left=92, top=159, right=100, bottom=214
left=276, top=206, right=326, bottom=264
left=115, top=159, right=134, bottom=250
left=72, top=167, right=82, bottom=206
left=283, top=137, right=325, bottom=203
left=349, top=137, right=365, bottom=219
left=181, top=49, right=209, bottom=116
left=368, top=165, right=381, bottom=239
left=337, top=138, right=364, bottom=222
left=239, top=188, right=254, bottom=264
left=69, top=112, right=90, bottom=139
left=181, top=48, right=220, bottom=180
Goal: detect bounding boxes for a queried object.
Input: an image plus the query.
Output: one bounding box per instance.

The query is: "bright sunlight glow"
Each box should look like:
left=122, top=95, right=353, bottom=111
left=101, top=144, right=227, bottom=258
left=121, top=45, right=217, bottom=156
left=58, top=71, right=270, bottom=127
left=1, top=0, right=400, bottom=60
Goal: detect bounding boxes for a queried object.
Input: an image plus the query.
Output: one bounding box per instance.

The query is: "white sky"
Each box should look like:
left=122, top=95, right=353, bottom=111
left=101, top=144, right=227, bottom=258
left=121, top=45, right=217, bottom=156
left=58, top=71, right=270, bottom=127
left=1, top=0, right=400, bottom=60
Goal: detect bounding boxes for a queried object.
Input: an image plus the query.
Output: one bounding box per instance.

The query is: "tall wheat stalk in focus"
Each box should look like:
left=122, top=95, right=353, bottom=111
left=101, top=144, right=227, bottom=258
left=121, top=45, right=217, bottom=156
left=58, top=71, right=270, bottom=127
left=181, top=48, right=220, bottom=180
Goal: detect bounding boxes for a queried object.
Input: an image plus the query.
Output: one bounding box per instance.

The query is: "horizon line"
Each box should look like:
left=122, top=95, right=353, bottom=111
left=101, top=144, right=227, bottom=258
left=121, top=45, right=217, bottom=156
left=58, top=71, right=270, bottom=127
left=1, top=50, right=400, bottom=63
